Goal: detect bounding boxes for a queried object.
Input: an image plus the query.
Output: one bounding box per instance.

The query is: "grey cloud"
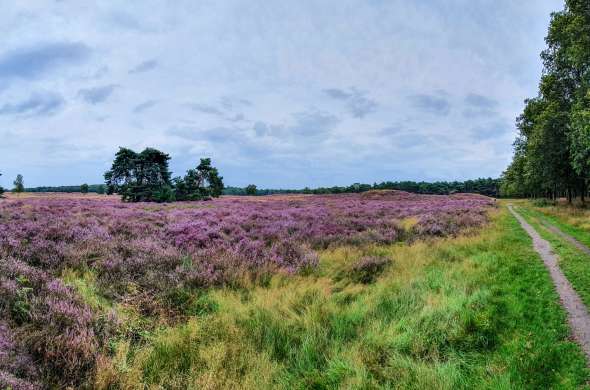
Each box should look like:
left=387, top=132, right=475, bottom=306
left=133, top=100, right=158, bottom=113
left=168, top=125, right=265, bottom=157
left=227, top=113, right=245, bottom=122
left=462, top=107, right=498, bottom=118
left=250, top=110, right=340, bottom=140
left=129, top=59, right=158, bottom=74
left=289, top=110, right=340, bottom=137
left=78, top=84, right=118, bottom=104
left=189, top=103, right=224, bottom=116
left=169, top=126, right=239, bottom=143
left=324, top=88, right=350, bottom=100
left=188, top=97, right=249, bottom=122
left=324, top=87, right=378, bottom=118
left=253, top=121, right=269, bottom=136
left=410, top=94, right=451, bottom=116
left=220, top=97, right=252, bottom=111
left=108, top=11, right=154, bottom=32
left=0, top=42, right=91, bottom=80
left=202, top=126, right=242, bottom=143
left=471, top=122, right=510, bottom=141
left=379, top=125, right=403, bottom=135
left=465, top=93, right=498, bottom=108
left=463, top=94, right=499, bottom=118
left=379, top=126, right=428, bottom=148
left=0, top=92, right=65, bottom=117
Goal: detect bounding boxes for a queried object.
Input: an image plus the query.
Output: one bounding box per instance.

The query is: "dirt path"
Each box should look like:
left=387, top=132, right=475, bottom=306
left=508, top=205, right=590, bottom=362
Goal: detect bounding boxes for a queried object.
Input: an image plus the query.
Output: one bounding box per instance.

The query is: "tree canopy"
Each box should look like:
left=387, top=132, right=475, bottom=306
left=13, top=174, right=24, bottom=194
left=104, top=147, right=224, bottom=202
left=502, top=1, right=590, bottom=201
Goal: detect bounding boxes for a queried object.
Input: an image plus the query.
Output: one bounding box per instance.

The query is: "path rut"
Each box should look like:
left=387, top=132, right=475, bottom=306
left=508, top=205, right=590, bottom=363
left=539, top=219, right=590, bottom=256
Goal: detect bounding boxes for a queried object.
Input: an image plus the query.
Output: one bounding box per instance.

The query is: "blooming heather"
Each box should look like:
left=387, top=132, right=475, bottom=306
left=0, top=191, right=493, bottom=386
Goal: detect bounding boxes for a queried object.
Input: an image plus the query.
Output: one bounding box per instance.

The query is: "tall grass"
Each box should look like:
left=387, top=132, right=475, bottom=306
left=94, top=208, right=588, bottom=389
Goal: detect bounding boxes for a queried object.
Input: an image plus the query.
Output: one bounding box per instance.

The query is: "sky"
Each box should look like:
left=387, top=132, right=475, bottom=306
left=0, top=0, right=563, bottom=189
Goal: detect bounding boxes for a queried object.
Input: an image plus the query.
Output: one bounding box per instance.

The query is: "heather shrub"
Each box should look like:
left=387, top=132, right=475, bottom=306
left=349, top=256, right=390, bottom=284
left=0, top=322, right=41, bottom=390
left=0, top=257, right=111, bottom=388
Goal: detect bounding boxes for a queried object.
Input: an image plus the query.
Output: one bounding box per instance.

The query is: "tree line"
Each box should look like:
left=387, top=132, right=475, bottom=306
left=26, top=184, right=106, bottom=194
left=21, top=177, right=500, bottom=198
left=502, top=1, right=590, bottom=202
left=224, top=178, right=500, bottom=197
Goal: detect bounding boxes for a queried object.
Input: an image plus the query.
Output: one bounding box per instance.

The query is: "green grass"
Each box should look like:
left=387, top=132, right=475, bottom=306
left=531, top=203, right=590, bottom=248
left=76, top=207, right=589, bottom=389
left=513, top=203, right=590, bottom=310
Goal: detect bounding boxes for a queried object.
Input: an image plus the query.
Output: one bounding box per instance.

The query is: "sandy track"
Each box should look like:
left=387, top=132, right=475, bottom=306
left=509, top=205, right=590, bottom=363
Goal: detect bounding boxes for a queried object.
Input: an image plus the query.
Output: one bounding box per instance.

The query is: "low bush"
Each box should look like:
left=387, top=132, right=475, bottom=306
left=532, top=198, right=554, bottom=207
left=349, top=256, right=390, bottom=284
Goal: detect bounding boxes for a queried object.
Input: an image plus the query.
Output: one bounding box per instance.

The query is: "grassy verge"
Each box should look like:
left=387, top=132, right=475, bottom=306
left=512, top=203, right=590, bottom=310
left=70, top=207, right=589, bottom=389
left=524, top=201, right=590, bottom=248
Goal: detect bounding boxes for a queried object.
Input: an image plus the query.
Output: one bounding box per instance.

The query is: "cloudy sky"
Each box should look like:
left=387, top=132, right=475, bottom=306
left=0, top=0, right=562, bottom=188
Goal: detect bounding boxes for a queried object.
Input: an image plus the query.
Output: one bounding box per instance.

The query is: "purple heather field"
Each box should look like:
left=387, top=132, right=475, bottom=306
left=0, top=191, right=493, bottom=388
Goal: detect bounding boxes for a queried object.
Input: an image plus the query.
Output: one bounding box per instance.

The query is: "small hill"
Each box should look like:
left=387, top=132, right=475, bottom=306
left=359, top=189, right=420, bottom=201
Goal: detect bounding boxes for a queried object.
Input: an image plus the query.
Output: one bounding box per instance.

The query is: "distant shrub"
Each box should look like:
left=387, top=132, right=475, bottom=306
left=349, top=256, right=390, bottom=284
left=245, top=184, right=257, bottom=195
left=532, top=198, right=554, bottom=207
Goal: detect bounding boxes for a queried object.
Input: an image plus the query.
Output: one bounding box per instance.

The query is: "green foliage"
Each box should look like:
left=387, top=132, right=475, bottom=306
left=503, top=1, right=590, bottom=200
left=25, top=184, right=107, bottom=194
left=0, top=172, right=4, bottom=196
left=531, top=198, right=554, bottom=207
left=245, top=184, right=257, bottom=195
left=154, top=184, right=176, bottom=203
left=224, top=178, right=500, bottom=197
left=104, top=147, right=173, bottom=202
left=80, top=183, right=89, bottom=194
left=13, top=174, right=24, bottom=193
left=174, top=158, right=224, bottom=201
left=104, top=147, right=224, bottom=203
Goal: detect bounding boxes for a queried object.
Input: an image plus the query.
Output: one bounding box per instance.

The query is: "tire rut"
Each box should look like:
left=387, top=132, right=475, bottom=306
left=509, top=205, right=590, bottom=364
left=538, top=218, right=590, bottom=256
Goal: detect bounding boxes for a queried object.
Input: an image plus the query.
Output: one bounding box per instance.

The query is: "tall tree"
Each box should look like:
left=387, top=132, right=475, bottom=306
left=13, top=174, right=24, bottom=194
left=245, top=184, right=257, bottom=195
left=80, top=183, right=89, bottom=194
left=175, top=158, right=224, bottom=201
left=503, top=0, right=590, bottom=201
left=104, top=147, right=173, bottom=202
